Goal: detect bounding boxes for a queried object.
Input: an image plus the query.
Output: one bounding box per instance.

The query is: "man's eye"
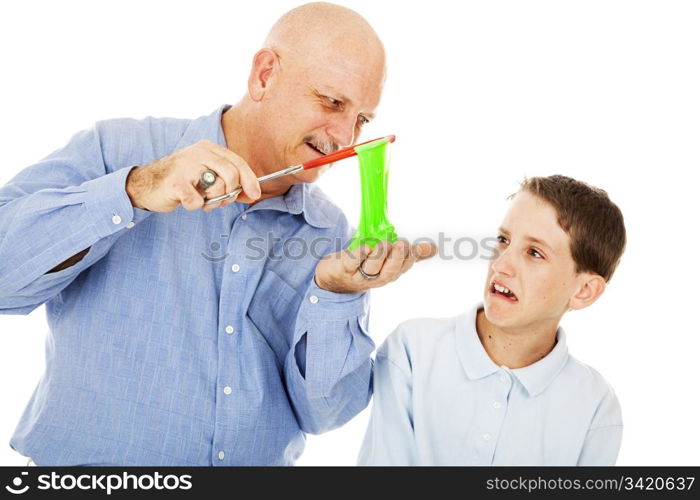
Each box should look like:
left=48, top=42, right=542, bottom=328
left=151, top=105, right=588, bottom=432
left=357, top=115, right=370, bottom=126
left=497, top=235, right=508, bottom=245
left=528, top=248, right=544, bottom=259
left=325, top=96, right=342, bottom=108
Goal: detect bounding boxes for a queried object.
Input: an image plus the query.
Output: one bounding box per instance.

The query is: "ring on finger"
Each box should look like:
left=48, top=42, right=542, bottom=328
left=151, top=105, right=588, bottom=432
left=359, top=260, right=381, bottom=280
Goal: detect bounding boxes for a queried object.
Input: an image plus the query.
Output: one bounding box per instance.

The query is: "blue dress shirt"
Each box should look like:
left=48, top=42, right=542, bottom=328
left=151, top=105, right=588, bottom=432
left=358, top=305, right=622, bottom=465
left=0, top=105, right=373, bottom=465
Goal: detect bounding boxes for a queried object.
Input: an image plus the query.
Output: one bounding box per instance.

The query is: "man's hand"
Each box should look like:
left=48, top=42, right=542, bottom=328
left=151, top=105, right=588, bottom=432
left=126, top=140, right=261, bottom=212
left=314, top=240, right=438, bottom=294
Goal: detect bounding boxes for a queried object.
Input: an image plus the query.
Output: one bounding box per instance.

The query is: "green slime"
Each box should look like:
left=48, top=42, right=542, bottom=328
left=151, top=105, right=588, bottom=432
left=348, top=138, right=398, bottom=250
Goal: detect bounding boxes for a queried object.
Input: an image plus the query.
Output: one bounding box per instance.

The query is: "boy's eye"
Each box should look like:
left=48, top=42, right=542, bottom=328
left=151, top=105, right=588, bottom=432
left=528, top=248, right=544, bottom=259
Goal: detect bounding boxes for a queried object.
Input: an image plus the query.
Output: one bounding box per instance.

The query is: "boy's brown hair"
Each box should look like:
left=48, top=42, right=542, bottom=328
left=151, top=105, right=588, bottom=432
left=516, top=175, right=626, bottom=282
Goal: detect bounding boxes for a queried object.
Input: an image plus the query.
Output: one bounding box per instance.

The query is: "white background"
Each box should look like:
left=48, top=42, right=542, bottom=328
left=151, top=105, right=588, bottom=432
left=1, top=0, right=699, bottom=466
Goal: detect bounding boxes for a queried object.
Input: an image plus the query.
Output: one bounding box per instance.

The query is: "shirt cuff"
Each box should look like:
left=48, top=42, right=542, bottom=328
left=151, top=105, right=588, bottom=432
left=301, top=277, right=369, bottom=321
left=83, top=166, right=152, bottom=238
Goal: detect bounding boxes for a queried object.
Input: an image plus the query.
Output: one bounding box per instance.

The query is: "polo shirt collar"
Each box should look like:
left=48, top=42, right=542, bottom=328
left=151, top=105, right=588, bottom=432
left=455, top=303, right=570, bottom=397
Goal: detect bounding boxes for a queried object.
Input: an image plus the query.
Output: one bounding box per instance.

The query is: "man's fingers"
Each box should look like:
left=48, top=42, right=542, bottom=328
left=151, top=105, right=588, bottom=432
left=219, top=197, right=239, bottom=209
left=197, top=156, right=240, bottom=199
left=179, top=183, right=205, bottom=210
left=316, top=239, right=430, bottom=293
left=337, top=244, right=372, bottom=273
left=414, top=241, right=438, bottom=261
left=359, top=241, right=391, bottom=276
left=398, top=253, right=417, bottom=276
left=200, top=176, right=228, bottom=212
left=208, top=144, right=261, bottom=200
left=375, top=241, right=411, bottom=282
left=357, top=240, right=428, bottom=286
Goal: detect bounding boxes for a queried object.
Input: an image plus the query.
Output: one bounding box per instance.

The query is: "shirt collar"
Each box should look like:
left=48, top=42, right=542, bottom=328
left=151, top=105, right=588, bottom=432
left=455, top=303, right=570, bottom=397
left=247, top=183, right=337, bottom=229
left=177, top=105, right=336, bottom=229
left=175, top=104, right=230, bottom=151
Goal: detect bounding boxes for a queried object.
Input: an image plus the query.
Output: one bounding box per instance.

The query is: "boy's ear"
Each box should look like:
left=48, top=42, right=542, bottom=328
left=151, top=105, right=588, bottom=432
left=248, top=49, right=278, bottom=102
left=568, top=273, right=606, bottom=311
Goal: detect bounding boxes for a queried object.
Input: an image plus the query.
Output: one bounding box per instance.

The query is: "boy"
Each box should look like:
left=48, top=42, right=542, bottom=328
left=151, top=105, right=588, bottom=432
left=358, top=175, right=626, bottom=465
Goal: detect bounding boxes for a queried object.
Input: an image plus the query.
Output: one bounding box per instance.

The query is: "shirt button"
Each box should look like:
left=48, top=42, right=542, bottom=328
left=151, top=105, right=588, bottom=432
left=218, top=451, right=225, bottom=460
left=223, top=386, right=232, bottom=395
left=231, top=264, right=240, bottom=273
left=499, top=375, right=508, bottom=383
left=126, top=221, right=135, bottom=229
left=493, top=402, right=502, bottom=409
left=111, top=214, right=122, bottom=225
left=241, top=213, right=247, bottom=220
left=309, top=295, right=319, bottom=304
left=225, top=325, right=234, bottom=334
left=483, top=433, right=492, bottom=441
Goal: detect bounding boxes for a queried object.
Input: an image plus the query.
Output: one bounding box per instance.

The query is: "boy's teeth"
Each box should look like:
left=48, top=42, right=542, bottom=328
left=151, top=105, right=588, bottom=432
left=494, top=284, right=511, bottom=294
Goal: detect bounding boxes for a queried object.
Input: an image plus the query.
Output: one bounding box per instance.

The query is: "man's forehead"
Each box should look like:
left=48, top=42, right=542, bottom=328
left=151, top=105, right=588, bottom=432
left=280, top=46, right=384, bottom=105
left=281, top=42, right=384, bottom=75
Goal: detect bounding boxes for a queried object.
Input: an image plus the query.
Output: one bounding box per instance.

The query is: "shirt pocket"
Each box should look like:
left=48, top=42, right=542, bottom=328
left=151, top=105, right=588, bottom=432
left=247, top=269, right=303, bottom=363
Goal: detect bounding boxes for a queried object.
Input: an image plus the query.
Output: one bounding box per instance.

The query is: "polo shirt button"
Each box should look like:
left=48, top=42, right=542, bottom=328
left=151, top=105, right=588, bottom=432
left=309, top=295, right=319, bottom=304
left=231, top=264, right=240, bottom=273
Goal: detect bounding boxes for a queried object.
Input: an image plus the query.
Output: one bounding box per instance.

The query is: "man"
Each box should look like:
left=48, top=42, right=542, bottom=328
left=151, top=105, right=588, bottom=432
left=0, top=3, right=434, bottom=465
left=359, top=175, right=625, bottom=465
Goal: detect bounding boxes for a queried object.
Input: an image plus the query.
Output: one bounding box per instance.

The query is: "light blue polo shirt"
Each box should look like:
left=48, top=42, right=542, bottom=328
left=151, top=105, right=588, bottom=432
left=359, top=304, right=622, bottom=465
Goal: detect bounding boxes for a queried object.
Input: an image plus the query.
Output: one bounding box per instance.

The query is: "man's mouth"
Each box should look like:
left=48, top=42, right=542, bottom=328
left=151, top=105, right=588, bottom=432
left=305, top=142, right=332, bottom=156
left=490, top=281, right=518, bottom=302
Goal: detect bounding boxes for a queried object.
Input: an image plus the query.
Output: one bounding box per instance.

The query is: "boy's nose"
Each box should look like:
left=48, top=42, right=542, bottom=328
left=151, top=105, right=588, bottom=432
left=491, top=247, right=516, bottom=277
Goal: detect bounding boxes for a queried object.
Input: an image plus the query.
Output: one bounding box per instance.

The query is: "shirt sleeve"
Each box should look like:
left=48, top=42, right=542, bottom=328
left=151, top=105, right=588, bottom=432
left=283, top=277, right=374, bottom=434
left=358, top=333, right=416, bottom=466
left=0, top=125, right=152, bottom=314
left=577, top=387, right=623, bottom=465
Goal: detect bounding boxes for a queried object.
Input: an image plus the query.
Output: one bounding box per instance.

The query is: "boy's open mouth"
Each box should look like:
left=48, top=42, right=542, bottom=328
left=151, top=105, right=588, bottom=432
left=490, top=281, right=518, bottom=302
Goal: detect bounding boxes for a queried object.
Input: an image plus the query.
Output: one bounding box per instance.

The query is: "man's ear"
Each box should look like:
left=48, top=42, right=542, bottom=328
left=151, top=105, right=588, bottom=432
left=568, top=273, right=606, bottom=311
left=248, top=49, right=278, bottom=102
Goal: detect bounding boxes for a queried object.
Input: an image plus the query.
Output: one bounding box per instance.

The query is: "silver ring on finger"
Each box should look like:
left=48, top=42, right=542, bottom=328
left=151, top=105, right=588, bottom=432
left=198, top=169, right=217, bottom=190
left=358, top=261, right=381, bottom=281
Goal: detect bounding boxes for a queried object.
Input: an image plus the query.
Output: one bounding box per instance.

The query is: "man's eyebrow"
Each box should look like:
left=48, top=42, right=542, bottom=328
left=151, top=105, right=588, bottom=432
left=314, top=87, right=375, bottom=120
left=312, top=86, right=351, bottom=105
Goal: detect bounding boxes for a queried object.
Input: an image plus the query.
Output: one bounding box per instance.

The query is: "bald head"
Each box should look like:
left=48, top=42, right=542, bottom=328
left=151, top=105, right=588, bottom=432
left=263, top=2, right=385, bottom=79
left=226, top=2, right=387, bottom=184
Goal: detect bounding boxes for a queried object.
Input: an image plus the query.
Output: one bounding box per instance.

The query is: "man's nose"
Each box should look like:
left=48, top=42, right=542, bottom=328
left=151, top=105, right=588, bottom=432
left=491, top=246, right=516, bottom=277
left=326, top=114, right=357, bottom=148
